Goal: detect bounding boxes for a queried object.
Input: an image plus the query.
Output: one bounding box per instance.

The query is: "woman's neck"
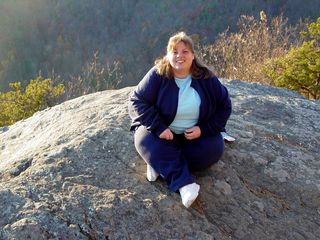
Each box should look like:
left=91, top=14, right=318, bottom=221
left=173, top=70, right=191, bottom=79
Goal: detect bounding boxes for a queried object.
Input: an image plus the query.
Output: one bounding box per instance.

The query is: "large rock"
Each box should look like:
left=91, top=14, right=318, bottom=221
left=0, top=81, right=319, bottom=239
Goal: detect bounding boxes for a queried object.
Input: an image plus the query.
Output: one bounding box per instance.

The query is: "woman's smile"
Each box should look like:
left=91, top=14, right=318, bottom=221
left=167, top=41, right=194, bottom=78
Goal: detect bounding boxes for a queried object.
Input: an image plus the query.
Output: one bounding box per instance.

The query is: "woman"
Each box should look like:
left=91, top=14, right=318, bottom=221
left=129, top=32, right=232, bottom=208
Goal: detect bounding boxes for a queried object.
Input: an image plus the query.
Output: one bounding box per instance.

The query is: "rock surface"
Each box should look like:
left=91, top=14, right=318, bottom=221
left=0, top=80, right=319, bottom=240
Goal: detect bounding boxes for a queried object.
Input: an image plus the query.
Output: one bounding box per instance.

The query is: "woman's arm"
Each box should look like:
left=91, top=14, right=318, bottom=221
left=199, top=77, right=232, bottom=136
left=128, top=68, right=168, bottom=136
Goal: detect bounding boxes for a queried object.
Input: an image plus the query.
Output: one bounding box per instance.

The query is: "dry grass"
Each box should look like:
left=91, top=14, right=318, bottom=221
left=49, top=52, right=123, bottom=100
left=65, top=51, right=122, bottom=99
left=199, top=12, right=303, bottom=85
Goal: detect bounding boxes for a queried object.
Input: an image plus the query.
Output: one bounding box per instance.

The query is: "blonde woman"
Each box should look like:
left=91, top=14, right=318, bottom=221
left=129, top=32, right=232, bottom=208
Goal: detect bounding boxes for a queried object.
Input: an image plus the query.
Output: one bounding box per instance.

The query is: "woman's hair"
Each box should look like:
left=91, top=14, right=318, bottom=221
left=155, top=32, right=212, bottom=79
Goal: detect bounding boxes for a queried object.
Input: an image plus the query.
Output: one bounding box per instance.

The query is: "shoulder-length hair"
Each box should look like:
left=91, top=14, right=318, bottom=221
left=155, top=32, right=212, bottom=80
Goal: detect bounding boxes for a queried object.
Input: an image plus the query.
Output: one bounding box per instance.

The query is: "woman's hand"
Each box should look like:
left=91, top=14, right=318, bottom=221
left=159, top=128, right=174, bottom=140
left=184, top=126, right=201, bottom=140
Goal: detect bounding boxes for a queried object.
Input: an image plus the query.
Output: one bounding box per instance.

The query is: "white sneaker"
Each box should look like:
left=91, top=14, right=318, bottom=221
left=179, top=183, right=200, bottom=208
left=146, top=164, right=159, bottom=181
left=221, top=132, right=235, bottom=142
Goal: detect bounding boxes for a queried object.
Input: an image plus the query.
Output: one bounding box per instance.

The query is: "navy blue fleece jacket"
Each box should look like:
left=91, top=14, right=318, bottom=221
left=129, top=67, right=232, bottom=136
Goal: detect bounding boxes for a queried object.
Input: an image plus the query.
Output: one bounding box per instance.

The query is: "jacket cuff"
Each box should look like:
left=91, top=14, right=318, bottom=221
left=199, top=123, right=219, bottom=136
left=153, top=123, right=168, bottom=137
left=199, top=124, right=209, bottom=136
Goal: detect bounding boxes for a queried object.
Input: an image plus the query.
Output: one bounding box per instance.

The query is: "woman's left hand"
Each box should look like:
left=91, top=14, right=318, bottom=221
left=184, top=126, right=201, bottom=140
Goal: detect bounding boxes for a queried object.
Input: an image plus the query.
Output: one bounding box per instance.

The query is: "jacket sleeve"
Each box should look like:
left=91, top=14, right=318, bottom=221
left=128, top=68, right=168, bottom=136
left=199, top=77, right=232, bottom=136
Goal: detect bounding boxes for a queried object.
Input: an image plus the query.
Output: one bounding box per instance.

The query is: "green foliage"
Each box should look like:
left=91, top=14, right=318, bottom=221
left=301, top=17, right=320, bottom=41
left=263, top=18, right=320, bottom=99
left=0, top=77, right=64, bottom=127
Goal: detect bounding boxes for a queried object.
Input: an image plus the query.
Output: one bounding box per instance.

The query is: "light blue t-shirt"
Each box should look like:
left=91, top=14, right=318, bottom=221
left=169, top=75, right=201, bottom=134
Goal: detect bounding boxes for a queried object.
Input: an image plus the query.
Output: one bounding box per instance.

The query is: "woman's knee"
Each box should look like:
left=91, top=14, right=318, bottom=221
left=134, top=126, right=155, bottom=159
left=134, top=126, right=175, bottom=162
left=185, top=134, right=224, bottom=171
left=204, top=135, right=224, bottom=162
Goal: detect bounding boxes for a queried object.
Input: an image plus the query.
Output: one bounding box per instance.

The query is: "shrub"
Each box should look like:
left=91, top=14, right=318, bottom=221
left=263, top=18, right=320, bottom=99
left=199, top=12, right=301, bottom=84
left=65, top=51, right=123, bottom=99
left=0, top=77, right=64, bottom=127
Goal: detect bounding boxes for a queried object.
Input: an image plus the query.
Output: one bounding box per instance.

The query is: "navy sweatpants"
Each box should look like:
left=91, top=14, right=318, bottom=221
left=134, top=126, right=224, bottom=192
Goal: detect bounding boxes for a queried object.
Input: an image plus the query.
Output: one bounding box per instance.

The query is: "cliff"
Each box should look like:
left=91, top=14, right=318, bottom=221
left=0, top=80, right=319, bottom=239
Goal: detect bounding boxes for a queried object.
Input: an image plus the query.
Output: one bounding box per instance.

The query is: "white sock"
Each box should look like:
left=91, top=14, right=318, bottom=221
left=179, top=183, right=200, bottom=208
left=146, top=164, right=159, bottom=181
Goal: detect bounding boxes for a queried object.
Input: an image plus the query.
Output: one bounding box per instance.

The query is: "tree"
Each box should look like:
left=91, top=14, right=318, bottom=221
left=0, top=77, right=64, bottom=127
left=263, top=18, right=320, bottom=99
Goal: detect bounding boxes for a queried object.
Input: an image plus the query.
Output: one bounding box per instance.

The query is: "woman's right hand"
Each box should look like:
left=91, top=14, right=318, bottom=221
left=159, top=128, right=174, bottom=140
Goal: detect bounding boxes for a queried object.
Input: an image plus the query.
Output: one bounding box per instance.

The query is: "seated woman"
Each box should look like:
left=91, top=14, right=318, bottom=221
left=129, top=32, right=232, bottom=208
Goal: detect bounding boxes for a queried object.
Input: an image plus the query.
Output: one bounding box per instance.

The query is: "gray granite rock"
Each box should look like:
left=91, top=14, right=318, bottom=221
left=0, top=81, right=319, bottom=240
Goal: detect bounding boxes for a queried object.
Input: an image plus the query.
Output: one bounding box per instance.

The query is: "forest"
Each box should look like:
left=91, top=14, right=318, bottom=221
left=1, top=0, right=319, bottom=90
left=0, top=0, right=320, bottom=126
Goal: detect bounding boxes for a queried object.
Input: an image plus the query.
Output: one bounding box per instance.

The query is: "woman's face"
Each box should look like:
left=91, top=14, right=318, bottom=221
left=167, top=41, right=194, bottom=78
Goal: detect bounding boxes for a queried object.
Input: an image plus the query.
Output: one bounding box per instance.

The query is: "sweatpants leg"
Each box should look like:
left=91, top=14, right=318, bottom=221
left=134, top=126, right=195, bottom=192
left=182, top=134, right=224, bottom=171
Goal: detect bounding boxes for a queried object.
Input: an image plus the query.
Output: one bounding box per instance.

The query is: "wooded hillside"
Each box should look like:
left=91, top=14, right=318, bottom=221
left=0, top=0, right=319, bottom=91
